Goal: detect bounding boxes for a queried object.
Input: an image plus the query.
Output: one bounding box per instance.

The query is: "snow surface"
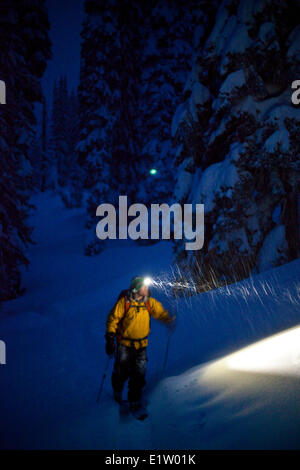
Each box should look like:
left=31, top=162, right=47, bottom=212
left=0, top=191, right=300, bottom=449
left=192, top=155, right=239, bottom=212
left=287, top=25, right=300, bottom=59
left=264, top=128, right=290, bottom=153
left=171, top=82, right=210, bottom=136
left=219, top=69, right=246, bottom=95
left=171, top=101, right=188, bottom=137
left=174, top=157, right=194, bottom=202
left=257, top=225, right=289, bottom=272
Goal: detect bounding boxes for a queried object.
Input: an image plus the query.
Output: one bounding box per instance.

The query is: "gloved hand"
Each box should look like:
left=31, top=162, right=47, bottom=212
left=105, top=332, right=116, bottom=357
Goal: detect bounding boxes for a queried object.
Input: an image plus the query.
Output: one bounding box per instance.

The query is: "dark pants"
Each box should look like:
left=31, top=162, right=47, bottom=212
left=111, top=343, right=147, bottom=403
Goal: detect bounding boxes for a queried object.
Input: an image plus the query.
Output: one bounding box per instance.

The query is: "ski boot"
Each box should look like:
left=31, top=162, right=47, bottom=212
left=129, top=400, right=148, bottom=420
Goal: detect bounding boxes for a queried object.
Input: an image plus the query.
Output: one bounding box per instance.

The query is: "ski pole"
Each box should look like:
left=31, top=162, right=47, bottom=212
left=96, top=355, right=112, bottom=404
left=162, top=327, right=172, bottom=375
left=162, top=314, right=176, bottom=375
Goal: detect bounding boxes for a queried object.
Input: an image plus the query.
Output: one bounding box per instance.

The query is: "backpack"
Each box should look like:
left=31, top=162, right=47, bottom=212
left=115, top=289, right=152, bottom=345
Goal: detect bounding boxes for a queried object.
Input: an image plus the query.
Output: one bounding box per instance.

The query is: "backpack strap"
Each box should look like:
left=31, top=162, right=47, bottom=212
left=124, top=296, right=131, bottom=314
left=145, top=300, right=151, bottom=315
left=123, top=296, right=151, bottom=315
left=116, top=295, right=152, bottom=346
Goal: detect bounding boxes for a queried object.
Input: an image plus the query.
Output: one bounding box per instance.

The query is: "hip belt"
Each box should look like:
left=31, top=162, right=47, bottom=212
left=117, top=334, right=148, bottom=345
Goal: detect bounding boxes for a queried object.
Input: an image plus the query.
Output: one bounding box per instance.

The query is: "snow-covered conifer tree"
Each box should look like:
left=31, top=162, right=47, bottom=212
left=138, top=0, right=204, bottom=205
left=172, top=0, right=300, bottom=288
left=78, top=0, right=122, bottom=254
left=0, top=0, right=51, bottom=301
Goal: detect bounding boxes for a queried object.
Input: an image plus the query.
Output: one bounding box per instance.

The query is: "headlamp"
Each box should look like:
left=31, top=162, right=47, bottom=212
left=143, top=277, right=153, bottom=287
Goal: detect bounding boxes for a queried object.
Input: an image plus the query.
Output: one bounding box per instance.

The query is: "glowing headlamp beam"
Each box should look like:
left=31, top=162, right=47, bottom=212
left=143, top=277, right=153, bottom=286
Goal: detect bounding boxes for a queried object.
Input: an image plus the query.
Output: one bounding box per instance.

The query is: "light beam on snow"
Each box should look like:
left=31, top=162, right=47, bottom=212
left=150, top=264, right=198, bottom=295
left=226, top=325, right=300, bottom=377
left=150, top=263, right=300, bottom=338
left=151, top=265, right=300, bottom=308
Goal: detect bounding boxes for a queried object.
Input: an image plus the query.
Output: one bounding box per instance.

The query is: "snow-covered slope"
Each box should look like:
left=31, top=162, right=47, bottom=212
left=151, top=323, right=300, bottom=449
left=0, top=191, right=299, bottom=449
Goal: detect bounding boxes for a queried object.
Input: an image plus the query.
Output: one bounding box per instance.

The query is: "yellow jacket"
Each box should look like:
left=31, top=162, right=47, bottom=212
left=106, top=295, right=172, bottom=349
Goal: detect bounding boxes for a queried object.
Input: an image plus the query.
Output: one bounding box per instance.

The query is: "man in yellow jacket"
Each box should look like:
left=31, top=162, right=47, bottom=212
left=105, top=276, right=175, bottom=409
